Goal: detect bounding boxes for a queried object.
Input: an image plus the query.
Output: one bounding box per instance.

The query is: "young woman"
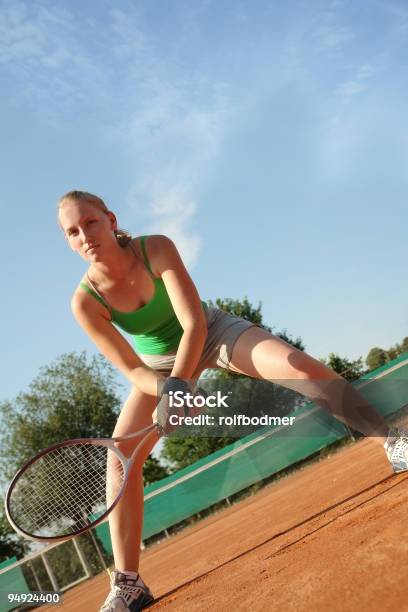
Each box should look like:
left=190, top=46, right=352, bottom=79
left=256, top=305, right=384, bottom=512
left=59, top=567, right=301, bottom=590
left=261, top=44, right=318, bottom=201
left=58, top=190, right=408, bottom=612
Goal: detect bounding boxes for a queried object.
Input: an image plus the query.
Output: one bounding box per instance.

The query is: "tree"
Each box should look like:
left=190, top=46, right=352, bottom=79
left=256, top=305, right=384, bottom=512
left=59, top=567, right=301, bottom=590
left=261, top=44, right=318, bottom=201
left=366, top=347, right=388, bottom=371
left=365, top=335, right=408, bottom=371
left=0, top=352, right=171, bottom=562
left=276, top=329, right=305, bottom=351
left=321, top=353, right=367, bottom=382
left=207, top=297, right=305, bottom=351
left=386, top=338, right=408, bottom=361
left=207, top=297, right=267, bottom=328
left=0, top=352, right=125, bottom=557
left=0, top=352, right=122, bottom=485
left=162, top=297, right=306, bottom=471
left=387, top=345, right=399, bottom=361
left=0, top=511, right=26, bottom=560
left=160, top=437, right=233, bottom=471
left=143, top=456, right=169, bottom=485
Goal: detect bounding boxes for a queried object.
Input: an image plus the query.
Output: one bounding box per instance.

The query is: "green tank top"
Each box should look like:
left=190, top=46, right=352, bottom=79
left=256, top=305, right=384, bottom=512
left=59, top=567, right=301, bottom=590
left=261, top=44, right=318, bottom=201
left=78, top=235, right=207, bottom=355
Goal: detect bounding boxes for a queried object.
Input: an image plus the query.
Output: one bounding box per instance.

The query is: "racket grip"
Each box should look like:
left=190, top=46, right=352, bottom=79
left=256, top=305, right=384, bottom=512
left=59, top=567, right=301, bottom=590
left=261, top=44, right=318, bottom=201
left=160, top=376, right=192, bottom=397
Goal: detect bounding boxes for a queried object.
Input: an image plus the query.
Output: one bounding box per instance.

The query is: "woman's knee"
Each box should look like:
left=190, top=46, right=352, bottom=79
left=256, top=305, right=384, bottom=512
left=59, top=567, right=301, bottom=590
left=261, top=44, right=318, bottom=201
left=127, top=384, right=156, bottom=404
left=113, top=425, right=159, bottom=464
left=113, top=387, right=157, bottom=438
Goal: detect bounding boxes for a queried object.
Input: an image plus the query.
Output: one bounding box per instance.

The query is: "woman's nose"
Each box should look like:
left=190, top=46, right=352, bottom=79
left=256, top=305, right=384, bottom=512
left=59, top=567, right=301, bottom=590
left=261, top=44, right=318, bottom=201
left=79, top=227, right=91, bottom=242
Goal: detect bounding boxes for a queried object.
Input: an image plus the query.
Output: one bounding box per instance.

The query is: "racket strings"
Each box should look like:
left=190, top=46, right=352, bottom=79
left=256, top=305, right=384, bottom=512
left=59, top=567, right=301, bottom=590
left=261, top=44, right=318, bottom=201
left=9, top=442, right=126, bottom=537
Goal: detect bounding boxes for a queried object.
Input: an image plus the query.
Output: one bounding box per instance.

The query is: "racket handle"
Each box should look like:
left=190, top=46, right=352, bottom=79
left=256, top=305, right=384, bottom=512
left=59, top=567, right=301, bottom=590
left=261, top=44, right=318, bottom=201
left=155, top=380, right=208, bottom=435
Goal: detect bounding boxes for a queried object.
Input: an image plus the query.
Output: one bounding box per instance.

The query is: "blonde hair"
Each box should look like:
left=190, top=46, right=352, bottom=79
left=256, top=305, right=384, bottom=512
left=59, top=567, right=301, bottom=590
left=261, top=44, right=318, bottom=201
left=58, top=190, right=132, bottom=247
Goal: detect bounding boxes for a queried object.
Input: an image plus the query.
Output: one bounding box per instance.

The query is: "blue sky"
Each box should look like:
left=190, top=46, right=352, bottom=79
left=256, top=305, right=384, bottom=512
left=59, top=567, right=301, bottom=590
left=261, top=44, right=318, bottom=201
left=2, top=0, right=408, bottom=404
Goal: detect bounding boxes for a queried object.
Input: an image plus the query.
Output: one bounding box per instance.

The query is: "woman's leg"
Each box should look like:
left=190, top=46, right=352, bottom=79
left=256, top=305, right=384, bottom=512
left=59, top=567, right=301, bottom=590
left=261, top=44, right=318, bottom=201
left=108, top=386, right=159, bottom=573
left=227, top=326, right=389, bottom=443
left=108, top=363, right=206, bottom=573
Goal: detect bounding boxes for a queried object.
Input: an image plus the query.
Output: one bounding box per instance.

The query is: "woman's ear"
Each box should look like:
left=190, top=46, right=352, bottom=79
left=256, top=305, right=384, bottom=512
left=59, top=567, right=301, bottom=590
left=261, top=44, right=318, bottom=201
left=107, top=211, right=118, bottom=231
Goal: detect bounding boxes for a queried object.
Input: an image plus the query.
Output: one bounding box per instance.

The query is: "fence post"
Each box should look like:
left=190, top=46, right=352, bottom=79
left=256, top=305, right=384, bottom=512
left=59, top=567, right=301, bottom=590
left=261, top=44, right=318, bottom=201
left=73, top=537, right=92, bottom=578
left=41, top=553, right=59, bottom=591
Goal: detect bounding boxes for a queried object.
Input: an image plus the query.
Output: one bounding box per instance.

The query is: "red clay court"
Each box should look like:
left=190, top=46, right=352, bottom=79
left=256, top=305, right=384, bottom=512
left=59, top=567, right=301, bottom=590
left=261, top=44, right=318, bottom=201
left=46, top=437, right=408, bottom=611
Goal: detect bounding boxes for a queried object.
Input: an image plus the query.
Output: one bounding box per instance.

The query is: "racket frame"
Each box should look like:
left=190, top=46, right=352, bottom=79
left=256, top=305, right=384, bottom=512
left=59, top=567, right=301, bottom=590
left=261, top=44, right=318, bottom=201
left=5, top=422, right=160, bottom=543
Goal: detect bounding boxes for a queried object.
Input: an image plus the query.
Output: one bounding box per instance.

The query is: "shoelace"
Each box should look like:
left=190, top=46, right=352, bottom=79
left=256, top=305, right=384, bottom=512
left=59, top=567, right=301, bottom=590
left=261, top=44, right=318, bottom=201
left=103, top=582, right=142, bottom=608
left=388, top=435, right=408, bottom=466
left=103, top=585, right=121, bottom=608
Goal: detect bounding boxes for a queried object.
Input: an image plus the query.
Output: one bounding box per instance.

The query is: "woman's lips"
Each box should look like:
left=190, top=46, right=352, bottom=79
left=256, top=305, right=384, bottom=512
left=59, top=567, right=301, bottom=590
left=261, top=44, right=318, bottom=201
left=86, top=244, right=99, bottom=253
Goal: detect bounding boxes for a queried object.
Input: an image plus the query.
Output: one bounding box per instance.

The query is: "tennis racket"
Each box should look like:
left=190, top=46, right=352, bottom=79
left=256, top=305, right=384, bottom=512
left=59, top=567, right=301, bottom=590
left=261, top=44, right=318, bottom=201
left=5, top=422, right=161, bottom=543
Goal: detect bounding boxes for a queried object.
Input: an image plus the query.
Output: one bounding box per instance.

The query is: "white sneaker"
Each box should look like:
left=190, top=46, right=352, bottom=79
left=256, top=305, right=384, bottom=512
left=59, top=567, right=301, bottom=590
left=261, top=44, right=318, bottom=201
left=384, top=428, right=408, bottom=473
left=100, top=570, right=154, bottom=611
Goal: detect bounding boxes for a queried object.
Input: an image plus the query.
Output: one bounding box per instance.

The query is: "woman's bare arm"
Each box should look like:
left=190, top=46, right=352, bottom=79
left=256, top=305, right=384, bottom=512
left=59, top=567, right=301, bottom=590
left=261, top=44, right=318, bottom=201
left=71, top=290, right=166, bottom=396
left=148, top=235, right=208, bottom=380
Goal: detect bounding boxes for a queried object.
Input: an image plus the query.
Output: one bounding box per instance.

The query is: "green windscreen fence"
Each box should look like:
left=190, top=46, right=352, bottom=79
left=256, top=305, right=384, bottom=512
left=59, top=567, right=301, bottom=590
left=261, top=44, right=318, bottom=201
left=97, top=352, right=408, bottom=543
left=0, top=557, right=28, bottom=612
left=141, top=410, right=347, bottom=538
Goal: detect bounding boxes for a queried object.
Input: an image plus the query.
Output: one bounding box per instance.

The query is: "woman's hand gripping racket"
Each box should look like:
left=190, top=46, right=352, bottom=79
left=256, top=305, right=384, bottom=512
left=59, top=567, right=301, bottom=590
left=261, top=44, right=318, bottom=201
left=154, top=377, right=208, bottom=434
left=5, top=422, right=160, bottom=542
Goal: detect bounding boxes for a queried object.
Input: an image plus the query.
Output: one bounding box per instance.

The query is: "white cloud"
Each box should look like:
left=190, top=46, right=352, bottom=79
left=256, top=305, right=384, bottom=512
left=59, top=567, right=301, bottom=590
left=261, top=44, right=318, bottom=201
left=330, top=0, right=347, bottom=8
left=356, top=64, right=375, bottom=80
left=321, top=61, right=376, bottom=172
left=0, top=1, right=230, bottom=266
left=0, top=2, right=68, bottom=65
left=337, top=80, right=365, bottom=97
left=124, top=85, right=229, bottom=267
left=146, top=186, right=202, bottom=266
left=110, top=6, right=149, bottom=60
left=315, top=24, right=354, bottom=50
left=336, top=63, right=375, bottom=99
left=107, top=8, right=230, bottom=268
left=310, top=1, right=355, bottom=56
left=371, top=0, right=408, bottom=34
left=0, top=0, right=103, bottom=108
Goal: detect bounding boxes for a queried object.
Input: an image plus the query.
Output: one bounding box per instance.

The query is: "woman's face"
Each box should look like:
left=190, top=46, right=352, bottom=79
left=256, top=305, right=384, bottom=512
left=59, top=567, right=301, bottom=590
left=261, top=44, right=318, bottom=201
left=59, top=200, right=117, bottom=261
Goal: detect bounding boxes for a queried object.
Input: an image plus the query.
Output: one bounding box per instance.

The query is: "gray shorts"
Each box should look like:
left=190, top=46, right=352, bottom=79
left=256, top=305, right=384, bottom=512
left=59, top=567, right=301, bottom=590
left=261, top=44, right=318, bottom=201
left=138, top=306, right=255, bottom=377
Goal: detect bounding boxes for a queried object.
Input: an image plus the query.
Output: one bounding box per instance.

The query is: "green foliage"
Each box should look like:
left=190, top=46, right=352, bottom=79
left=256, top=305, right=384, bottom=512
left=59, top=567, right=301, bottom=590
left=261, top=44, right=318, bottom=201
left=0, top=352, right=122, bottom=484
left=321, top=353, right=367, bottom=381
left=143, top=456, right=169, bottom=485
left=207, top=296, right=269, bottom=329
left=0, top=511, right=26, bottom=560
left=0, top=352, right=125, bottom=562
left=275, top=329, right=305, bottom=351
left=369, top=346, right=389, bottom=369
left=365, top=336, right=408, bottom=371
left=0, top=351, right=171, bottom=564
left=207, top=296, right=305, bottom=351
left=366, top=347, right=392, bottom=370
left=161, top=437, right=233, bottom=471
left=387, top=336, right=408, bottom=361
